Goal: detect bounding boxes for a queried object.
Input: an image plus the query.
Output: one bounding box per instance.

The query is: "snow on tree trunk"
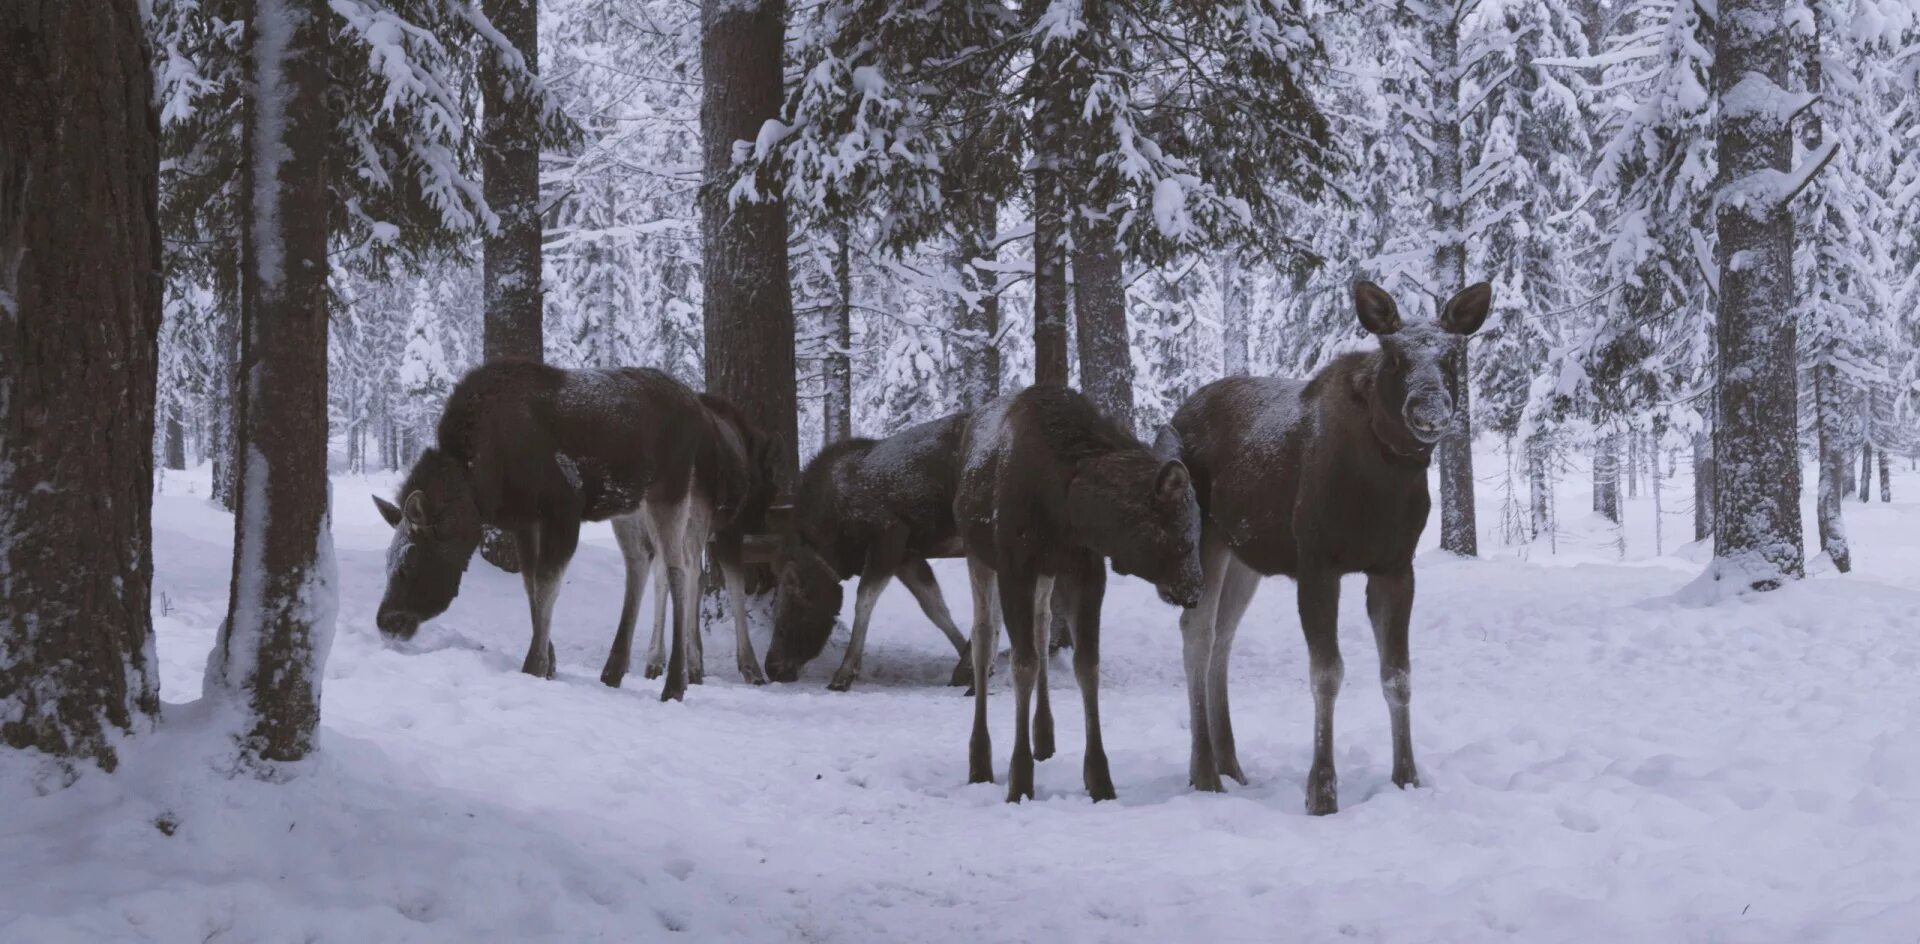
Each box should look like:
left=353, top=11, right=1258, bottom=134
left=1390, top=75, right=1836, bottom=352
left=822, top=220, right=853, bottom=447
left=1219, top=250, right=1249, bottom=377
left=1813, top=364, right=1851, bottom=572
left=1073, top=216, right=1132, bottom=430
left=210, top=282, right=242, bottom=511
left=1693, top=427, right=1715, bottom=543
left=1528, top=434, right=1552, bottom=544
left=205, top=0, right=337, bottom=766
left=1427, top=1, right=1477, bottom=558
left=702, top=0, right=798, bottom=491
left=1707, top=0, right=1805, bottom=591
left=0, top=0, right=164, bottom=775
left=1594, top=433, right=1620, bottom=524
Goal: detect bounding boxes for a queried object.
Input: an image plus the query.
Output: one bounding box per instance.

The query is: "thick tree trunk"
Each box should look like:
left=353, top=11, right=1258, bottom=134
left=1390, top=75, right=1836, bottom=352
left=1219, top=250, right=1249, bottom=377
left=1813, top=364, right=1851, bottom=571
left=1693, top=428, right=1715, bottom=543
left=1428, top=1, right=1477, bottom=558
left=0, top=0, right=163, bottom=773
left=702, top=0, right=798, bottom=492
left=1710, top=0, right=1803, bottom=589
left=822, top=221, right=853, bottom=448
left=1072, top=216, right=1132, bottom=429
left=204, top=0, right=336, bottom=765
left=477, top=0, right=542, bottom=574
left=1029, top=53, right=1070, bottom=387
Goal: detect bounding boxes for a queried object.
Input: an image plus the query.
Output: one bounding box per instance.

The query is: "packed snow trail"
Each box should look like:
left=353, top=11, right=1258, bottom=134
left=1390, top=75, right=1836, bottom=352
left=5, top=461, right=1920, bottom=942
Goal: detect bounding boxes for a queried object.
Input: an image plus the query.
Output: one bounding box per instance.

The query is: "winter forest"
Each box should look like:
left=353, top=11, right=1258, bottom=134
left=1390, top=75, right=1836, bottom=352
left=8, top=0, right=1920, bottom=940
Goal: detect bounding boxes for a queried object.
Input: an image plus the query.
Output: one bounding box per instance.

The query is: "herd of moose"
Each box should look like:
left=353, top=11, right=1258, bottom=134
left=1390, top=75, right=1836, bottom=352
left=372, top=280, right=1495, bottom=812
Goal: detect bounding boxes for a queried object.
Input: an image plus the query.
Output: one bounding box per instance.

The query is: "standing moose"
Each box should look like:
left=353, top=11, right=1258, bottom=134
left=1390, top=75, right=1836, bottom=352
left=1170, top=281, right=1492, bottom=813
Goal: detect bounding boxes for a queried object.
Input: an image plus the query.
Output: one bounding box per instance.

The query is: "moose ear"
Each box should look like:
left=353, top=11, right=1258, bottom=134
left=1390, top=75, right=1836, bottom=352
left=1151, top=424, right=1183, bottom=463
left=402, top=490, right=431, bottom=529
left=373, top=495, right=404, bottom=528
left=1353, top=281, right=1402, bottom=335
left=1439, top=282, right=1493, bottom=335
left=1155, top=460, right=1191, bottom=501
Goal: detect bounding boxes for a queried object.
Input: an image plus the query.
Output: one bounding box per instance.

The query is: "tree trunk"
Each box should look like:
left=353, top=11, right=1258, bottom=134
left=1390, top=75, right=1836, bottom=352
left=951, top=198, right=1001, bottom=411
left=476, top=0, right=542, bottom=574
left=822, top=220, right=853, bottom=448
left=1858, top=442, right=1872, bottom=505
left=1219, top=250, right=1249, bottom=377
left=1693, top=427, right=1715, bottom=543
left=1650, top=420, right=1666, bottom=556
left=702, top=0, right=798, bottom=492
left=1627, top=430, right=1640, bottom=499
left=210, top=281, right=241, bottom=510
left=1072, top=216, right=1132, bottom=429
left=1428, top=1, right=1476, bottom=558
left=1813, top=364, right=1850, bottom=571
left=204, top=0, right=336, bottom=766
left=1710, top=0, right=1803, bottom=589
left=1527, top=434, right=1552, bottom=544
left=1029, top=53, right=1070, bottom=387
left=0, top=0, right=163, bottom=774
left=164, top=404, right=188, bottom=471
left=1879, top=443, right=1891, bottom=502
left=1594, top=433, right=1620, bottom=524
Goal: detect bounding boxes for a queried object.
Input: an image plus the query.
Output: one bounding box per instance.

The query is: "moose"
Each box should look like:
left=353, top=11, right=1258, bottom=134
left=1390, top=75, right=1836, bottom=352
left=765, top=411, right=975, bottom=691
left=1170, top=280, right=1492, bottom=812
left=372, top=361, right=776, bottom=701
left=957, top=385, right=1205, bottom=802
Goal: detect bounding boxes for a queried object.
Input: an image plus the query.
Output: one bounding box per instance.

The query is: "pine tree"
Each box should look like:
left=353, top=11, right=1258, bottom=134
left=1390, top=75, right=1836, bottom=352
left=1, top=0, right=164, bottom=775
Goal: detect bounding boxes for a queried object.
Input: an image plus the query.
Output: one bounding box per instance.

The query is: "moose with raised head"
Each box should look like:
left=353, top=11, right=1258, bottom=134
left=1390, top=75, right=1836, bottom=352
left=765, top=411, right=975, bottom=691
left=957, top=385, right=1205, bottom=802
left=1170, top=280, right=1492, bottom=812
left=372, top=361, right=776, bottom=701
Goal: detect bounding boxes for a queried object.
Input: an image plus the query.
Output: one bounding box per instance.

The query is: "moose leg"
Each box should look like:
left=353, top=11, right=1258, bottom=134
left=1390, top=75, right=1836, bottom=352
left=1064, top=553, right=1114, bottom=801
left=720, top=554, right=768, bottom=685
left=897, top=559, right=973, bottom=687
left=1180, top=533, right=1232, bottom=791
left=1297, top=571, right=1344, bottom=815
left=998, top=568, right=1048, bottom=802
left=520, top=518, right=579, bottom=680
left=829, top=527, right=908, bottom=691
left=1367, top=569, right=1419, bottom=789
left=643, top=555, right=669, bottom=680
left=1207, top=556, right=1262, bottom=785
left=601, top=515, right=655, bottom=688
left=1031, top=575, right=1056, bottom=763
left=966, top=555, right=999, bottom=784
left=649, top=498, right=695, bottom=703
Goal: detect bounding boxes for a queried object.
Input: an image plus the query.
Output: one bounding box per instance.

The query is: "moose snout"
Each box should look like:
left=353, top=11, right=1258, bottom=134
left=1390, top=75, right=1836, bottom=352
left=1404, top=391, right=1454, bottom=442
left=376, top=607, right=421, bottom=641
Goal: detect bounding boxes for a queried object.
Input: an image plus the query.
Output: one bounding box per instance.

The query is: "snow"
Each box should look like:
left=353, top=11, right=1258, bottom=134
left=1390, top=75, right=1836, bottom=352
left=248, top=0, right=295, bottom=294
left=7, top=451, right=1920, bottom=941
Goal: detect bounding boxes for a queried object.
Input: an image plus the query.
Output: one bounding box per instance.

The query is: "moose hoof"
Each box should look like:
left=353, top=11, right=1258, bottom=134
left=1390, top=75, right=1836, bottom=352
left=1190, top=767, right=1226, bottom=794
left=827, top=670, right=858, bottom=692
left=1085, top=757, right=1116, bottom=803
left=1217, top=755, right=1249, bottom=787
left=1006, top=763, right=1035, bottom=803
left=659, top=681, right=686, bottom=703
left=1393, top=764, right=1421, bottom=790
left=948, top=658, right=972, bottom=687
left=739, top=662, right=768, bottom=686
left=643, top=661, right=663, bottom=680
left=1033, top=725, right=1056, bottom=763
left=968, top=735, right=994, bottom=785
left=600, top=668, right=626, bottom=689
left=1305, top=770, right=1339, bottom=816
left=521, top=651, right=554, bottom=679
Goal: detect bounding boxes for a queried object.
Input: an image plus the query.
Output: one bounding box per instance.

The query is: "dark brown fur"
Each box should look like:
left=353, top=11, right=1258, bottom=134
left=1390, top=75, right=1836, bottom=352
left=1170, top=281, right=1491, bottom=811
left=956, top=385, right=1203, bottom=802
left=767, top=412, right=973, bottom=689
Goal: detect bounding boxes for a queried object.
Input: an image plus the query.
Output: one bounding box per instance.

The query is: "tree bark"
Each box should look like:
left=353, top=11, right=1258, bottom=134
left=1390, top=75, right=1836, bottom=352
left=0, top=0, right=164, bottom=774
left=951, top=199, right=1001, bottom=411
left=1813, top=364, right=1850, bottom=571
left=1428, top=1, right=1477, bottom=558
left=702, top=0, right=798, bottom=492
left=1710, top=0, right=1803, bottom=589
left=210, top=280, right=242, bottom=510
left=1626, top=430, right=1640, bottom=499
left=1029, top=52, right=1070, bottom=387
left=1859, top=442, right=1872, bottom=504
left=1692, top=427, right=1715, bottom=543
left=1219, top=250, right=1249, bottom=377
left=1594, top=433, right=1621, bottom=524
left=822, top=221, right=853, bottom=448
left=1879, top=442, right=1891, bottom=502
left=1072, top=216, right=1132, bottom=429
left=164, top=404, right=188, bottom=471
left=1527, top=434, right=1552, bottom=544
left=203, top=0, right=336, bottom=765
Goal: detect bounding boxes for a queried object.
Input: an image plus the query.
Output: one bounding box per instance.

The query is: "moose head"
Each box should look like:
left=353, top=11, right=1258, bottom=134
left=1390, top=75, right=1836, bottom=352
left=1066, top=425, right=1204, bottom=608
left=1350, top=280, right=1493, bottom=455
left=372, top=448, right=483, bottom=640
left=764, top=543, right=845, bottom=682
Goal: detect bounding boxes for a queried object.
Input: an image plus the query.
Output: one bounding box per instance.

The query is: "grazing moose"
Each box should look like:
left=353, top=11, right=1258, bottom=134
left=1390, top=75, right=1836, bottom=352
left=957, top=386, right=1205, bottom=802
left=1170, top=280, right=1492, bottom=813
left=373, top=362, right=776, bottom=700
left=765, top=411, right=975, bottom=691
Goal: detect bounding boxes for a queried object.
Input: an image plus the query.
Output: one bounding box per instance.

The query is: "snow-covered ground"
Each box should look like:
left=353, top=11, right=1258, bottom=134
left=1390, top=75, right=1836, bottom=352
left=6, top=448, right=1920, bottom=943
